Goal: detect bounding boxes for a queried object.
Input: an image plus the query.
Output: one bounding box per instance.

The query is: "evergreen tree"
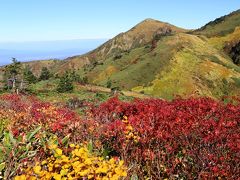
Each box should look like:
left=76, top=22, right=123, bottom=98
left=23, top=66, right=37, bottom=84
left=81, top=76, right=88, bottom=84
left=69, top=70, right=81, bottom=82
left=4, top=58, right=21, bottom=78
left=39, top=67, right=51, bottom=80
left=106, top=79, right=112, bottom=88
left=3, top=58, right=22, bottom=90
left=56, top=73, right=74, bottom=93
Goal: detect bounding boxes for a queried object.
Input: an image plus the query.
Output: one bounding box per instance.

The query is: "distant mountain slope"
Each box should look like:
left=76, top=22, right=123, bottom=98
left=0, top=59, right=63, bottom=81
left=193, top=9, right=240, bottom=37
left=22, top=60, right=64, bottom=76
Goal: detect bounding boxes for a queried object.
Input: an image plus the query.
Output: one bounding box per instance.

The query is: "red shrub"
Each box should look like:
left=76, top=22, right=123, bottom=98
left=1, top=94, right=239, bottom=179
left=0, top=94, right=81, bottom=138
left=88, top=97, right=240, bottom=179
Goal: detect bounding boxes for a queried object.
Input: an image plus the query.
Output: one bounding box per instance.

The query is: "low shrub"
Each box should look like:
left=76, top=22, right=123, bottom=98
left=15, top=144, right=127, bottom=180
left=0, top=94, right=239, bottom=179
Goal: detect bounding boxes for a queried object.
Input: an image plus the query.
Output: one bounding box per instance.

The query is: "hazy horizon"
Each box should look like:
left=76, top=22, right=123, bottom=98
left=0, top=38, right=107, bottom=66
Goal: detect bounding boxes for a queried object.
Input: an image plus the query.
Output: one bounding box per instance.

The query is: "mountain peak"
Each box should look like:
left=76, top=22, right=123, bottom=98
left=87, top=18, right=187, bottom=60
left=136, top=18, right=168, bottom=27
left=142, top=18, right=157, bottom=22
left=132, top=18, right=187, bottom=33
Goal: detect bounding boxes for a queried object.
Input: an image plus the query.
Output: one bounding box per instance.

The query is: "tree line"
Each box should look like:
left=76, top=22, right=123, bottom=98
left=2, top=58, right=88, bottom=93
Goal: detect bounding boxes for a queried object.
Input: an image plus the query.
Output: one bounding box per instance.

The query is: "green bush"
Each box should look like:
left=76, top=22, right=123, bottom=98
left=39, top=67, right=51, bottom=81
left=23, top=66, right=37, bottom=84
left=56, top=73, right=74, bottom=93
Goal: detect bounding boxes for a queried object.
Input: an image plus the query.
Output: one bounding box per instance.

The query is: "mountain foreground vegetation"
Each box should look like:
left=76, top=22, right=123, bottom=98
left=1, top=94, right=239, bottom=179
left=0, top=9, right=240, bottom=179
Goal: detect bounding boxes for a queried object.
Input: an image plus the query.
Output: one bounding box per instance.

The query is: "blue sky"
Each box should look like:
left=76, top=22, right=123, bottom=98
left=0, top=0, right=239, bottom=42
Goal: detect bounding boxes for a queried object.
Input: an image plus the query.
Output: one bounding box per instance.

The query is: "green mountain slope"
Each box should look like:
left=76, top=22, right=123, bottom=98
left=193, top=9, right=240, bottom=37
left=88, top=19, right=186, bottom=59
left=17, top=19, right=182, bottom=77
left=82, top=33, right=240, bottom=99
left=193, top=9, right=240, bottom=66
left=55, top=19, right=187, bottom=73
left=1, top=10, right=240, bottom=99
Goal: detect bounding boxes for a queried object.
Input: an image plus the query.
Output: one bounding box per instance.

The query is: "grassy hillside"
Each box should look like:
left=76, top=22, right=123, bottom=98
left=1, top=19, right=187, bottom=78
left=88, top=19, right=187, bottom=59
left=55, top=19, right=187, bottom=74
left=193, top=9, right=240, bottom=37
left=0, top=59, right=63, bottom=81
left=81, top=33, right=240, bottom=99
left=194, top=9, right=240, bottom=66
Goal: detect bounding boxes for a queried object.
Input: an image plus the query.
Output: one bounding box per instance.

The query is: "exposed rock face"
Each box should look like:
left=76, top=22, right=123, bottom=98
left=154, top=27, right=173, bottom=40
left=225, top=41, right=240, bottom=65
left=229, top=42, right=240, bottom=65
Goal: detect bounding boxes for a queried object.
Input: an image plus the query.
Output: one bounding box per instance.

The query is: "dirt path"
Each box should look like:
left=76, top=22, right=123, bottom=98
left=76, top=84, right=152, bottom=99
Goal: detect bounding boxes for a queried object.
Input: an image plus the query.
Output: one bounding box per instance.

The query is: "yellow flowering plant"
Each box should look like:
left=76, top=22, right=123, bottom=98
left=15, top=143, right=127, bottom=180
left=122, top=116, right=140, bottom=143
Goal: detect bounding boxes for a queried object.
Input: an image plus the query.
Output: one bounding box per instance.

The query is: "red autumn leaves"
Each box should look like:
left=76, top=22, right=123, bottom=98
left=1, top=94, right=239, bottom=179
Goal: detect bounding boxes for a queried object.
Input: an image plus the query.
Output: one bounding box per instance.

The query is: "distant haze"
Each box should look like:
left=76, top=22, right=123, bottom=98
left=0, top=39, right=107, bottom=66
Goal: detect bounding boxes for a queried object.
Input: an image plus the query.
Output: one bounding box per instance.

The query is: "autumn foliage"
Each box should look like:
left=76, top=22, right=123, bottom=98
left=87, top=97, right=240, bottom=179
left=0, top=94, right=239, bottom=179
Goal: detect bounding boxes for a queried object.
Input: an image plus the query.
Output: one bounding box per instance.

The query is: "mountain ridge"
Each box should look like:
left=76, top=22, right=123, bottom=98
left=193, top=9, right=240, bottom=37
left=1, top=10, right=240, bottom=99
left=49, top=18, right=187, bottom=74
